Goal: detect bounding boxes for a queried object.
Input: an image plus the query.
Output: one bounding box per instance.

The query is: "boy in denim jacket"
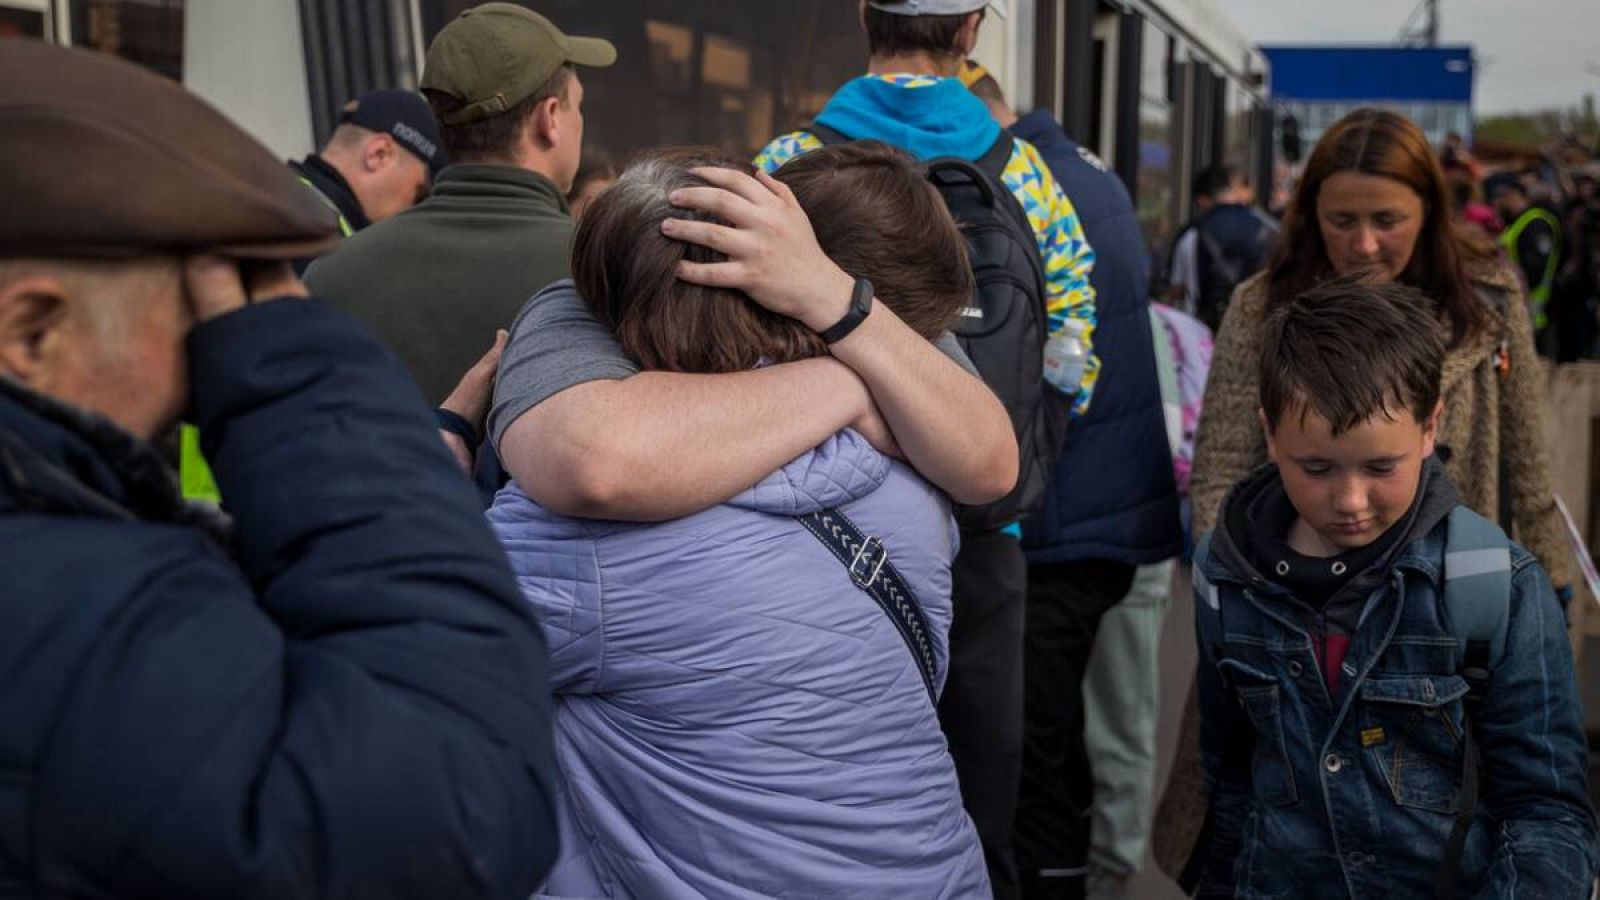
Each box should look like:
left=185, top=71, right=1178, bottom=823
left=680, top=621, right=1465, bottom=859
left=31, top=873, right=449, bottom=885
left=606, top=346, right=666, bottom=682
left=1193, top=277, right=1597, bottom=898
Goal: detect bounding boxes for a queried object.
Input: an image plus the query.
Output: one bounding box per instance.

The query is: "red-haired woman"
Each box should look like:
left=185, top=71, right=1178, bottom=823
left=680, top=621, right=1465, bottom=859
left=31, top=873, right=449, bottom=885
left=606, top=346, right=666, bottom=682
left=1193, top=107, right=1571, bottom=592
left=1154, top=107, right=1575, bottom=885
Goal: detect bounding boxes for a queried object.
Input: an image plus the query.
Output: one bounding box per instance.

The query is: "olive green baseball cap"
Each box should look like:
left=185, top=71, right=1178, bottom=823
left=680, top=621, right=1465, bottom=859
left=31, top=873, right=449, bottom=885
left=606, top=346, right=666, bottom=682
left=421, top=3, right=616, bottom=125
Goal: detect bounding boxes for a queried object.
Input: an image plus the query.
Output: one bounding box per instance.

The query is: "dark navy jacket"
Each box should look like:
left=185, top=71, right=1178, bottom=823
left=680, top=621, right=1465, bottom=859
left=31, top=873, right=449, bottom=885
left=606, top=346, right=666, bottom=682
left=1014, top=109, right=1182, bottom=566
left=0, top=299, right=558, bottom=898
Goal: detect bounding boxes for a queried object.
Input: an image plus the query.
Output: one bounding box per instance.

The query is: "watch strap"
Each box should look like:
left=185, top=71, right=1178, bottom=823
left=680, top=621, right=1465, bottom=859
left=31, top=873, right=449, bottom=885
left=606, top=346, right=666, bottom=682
left=819, top=277, right=874, bottom=345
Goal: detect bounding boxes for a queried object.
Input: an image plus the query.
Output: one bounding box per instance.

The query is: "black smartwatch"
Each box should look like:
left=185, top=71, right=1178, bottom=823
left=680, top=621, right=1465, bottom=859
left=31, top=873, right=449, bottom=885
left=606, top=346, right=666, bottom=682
left=818, top=277, right=874, bottom=345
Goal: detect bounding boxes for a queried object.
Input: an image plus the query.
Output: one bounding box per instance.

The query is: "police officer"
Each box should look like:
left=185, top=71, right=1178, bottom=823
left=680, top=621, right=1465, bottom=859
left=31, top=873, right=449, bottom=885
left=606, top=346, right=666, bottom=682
left=0, top=40, right=557, bottom=898
left=1486, top=171, right=1563, bottom=348
left=288, top=89, right=445, bottom=273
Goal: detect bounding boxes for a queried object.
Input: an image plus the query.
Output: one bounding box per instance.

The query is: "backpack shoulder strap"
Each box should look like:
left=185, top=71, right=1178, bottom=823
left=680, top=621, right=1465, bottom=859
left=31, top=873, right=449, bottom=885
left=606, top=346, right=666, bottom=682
left=1192, top=533, right=1231, bottom=666
left=1192, top=533, right=1220, bottom=616
left=923, top=152, right=1040, bottom=280
left=805, top=121, right=849, bottom=146
left=1194, top=217, right=1246, bottom=287
left=1435, top=504, right=1512, bottom=900
left=1443, top=504, right=1514, bottom=683
left=975, top=127, right=1015, bottom=180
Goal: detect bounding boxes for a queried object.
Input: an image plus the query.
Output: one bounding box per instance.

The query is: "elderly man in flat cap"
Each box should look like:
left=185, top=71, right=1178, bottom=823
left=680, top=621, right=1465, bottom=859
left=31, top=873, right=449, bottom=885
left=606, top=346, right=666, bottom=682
left=0, top=40, right=558, bottom=899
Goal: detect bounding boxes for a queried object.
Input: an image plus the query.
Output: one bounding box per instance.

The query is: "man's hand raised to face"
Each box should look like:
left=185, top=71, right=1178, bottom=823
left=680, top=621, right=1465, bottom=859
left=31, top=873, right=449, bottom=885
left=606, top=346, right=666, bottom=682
left=185, top=257, right=309, bottom=323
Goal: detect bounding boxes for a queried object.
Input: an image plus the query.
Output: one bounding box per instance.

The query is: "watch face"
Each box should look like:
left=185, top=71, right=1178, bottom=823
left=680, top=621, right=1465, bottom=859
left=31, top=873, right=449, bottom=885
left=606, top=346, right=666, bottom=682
left=853, top=278, right=874, bottom=314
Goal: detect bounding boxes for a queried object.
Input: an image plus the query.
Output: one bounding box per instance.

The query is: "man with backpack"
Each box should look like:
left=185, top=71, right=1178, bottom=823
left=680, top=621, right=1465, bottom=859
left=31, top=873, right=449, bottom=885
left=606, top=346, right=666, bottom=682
left=754, top=5, right=1099, bottom=896
left=1193, top=277, right=1595, bottom=899
left=1167, top=164, right=1277, bottom=331
left=964, top=63, right=1183, bottom=899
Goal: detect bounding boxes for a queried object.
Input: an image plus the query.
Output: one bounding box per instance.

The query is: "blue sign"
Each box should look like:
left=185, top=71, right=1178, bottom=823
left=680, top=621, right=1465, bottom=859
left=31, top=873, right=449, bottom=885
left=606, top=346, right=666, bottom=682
left=1261, top=46, right=1474, bottom=103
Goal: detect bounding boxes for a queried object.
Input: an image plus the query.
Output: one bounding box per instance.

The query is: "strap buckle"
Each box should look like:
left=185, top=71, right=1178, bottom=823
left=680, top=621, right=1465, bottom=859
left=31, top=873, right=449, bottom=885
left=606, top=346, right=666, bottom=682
left=849, top=535, right=888, bottom=589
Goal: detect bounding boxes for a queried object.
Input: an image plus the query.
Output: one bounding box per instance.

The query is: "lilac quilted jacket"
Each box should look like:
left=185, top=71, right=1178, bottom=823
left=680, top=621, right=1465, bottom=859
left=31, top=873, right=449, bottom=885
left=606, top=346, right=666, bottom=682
left=488, top=429, right=990, bottom=899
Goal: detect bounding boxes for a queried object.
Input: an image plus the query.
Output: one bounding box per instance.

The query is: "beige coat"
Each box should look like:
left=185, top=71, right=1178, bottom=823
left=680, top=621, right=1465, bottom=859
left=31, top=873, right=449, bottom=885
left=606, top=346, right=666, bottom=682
left=1151, top=262, right=1575, bottom=882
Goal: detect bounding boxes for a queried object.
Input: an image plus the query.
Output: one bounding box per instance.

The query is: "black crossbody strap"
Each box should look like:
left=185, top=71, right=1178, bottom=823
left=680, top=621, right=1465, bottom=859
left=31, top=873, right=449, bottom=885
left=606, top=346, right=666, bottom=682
left=798, top=508, right=938, bottom=704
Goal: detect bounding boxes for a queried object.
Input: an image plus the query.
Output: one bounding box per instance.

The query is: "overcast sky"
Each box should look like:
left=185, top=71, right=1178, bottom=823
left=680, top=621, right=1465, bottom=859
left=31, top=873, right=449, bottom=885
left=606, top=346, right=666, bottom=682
left=1217, top=0, right=1600, bottom=115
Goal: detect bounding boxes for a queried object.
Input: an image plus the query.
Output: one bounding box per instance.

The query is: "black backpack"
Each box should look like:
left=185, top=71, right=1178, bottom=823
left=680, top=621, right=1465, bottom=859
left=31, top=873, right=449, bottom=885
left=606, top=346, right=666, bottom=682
left=806, top=124, right=1066, bottom=530
left=1193, top=206, right=1275, bottom=332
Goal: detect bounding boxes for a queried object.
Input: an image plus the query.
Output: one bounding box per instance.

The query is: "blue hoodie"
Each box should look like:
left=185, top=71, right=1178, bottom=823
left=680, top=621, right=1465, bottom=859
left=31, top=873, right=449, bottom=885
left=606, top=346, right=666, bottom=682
left=754, top=74, right=1104, bottom=418
left=813, top=75, right=1001, bottom=161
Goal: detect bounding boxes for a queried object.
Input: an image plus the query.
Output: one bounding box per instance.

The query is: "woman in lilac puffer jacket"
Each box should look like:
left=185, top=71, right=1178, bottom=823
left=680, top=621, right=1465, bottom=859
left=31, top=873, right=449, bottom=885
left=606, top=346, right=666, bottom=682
left=489, top=145, right=990, bottom=899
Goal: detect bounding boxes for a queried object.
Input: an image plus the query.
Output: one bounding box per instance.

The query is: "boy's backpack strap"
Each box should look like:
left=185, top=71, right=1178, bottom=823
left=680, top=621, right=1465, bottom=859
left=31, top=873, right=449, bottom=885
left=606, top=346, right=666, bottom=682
left=1192, top=537, right=1237, bottom=703
left=1191, top=535, right=1232, bottom=691
left=1192, top=533, right=1220, bottom=615
left=1443, top=505, right=1513, bottom=683
left=1435, top=505, right=1513, bottom=900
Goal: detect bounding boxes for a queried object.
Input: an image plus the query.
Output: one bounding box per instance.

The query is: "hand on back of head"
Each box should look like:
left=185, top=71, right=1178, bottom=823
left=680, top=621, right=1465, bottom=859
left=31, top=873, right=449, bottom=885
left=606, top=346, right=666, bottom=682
left=662, top=167, right=856, bottom=333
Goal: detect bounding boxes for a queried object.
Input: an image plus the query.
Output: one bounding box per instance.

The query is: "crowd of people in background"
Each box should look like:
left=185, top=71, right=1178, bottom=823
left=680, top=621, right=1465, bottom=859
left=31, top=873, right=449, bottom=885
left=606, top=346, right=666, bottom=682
left=1439, top=135, right=1600, bottom=363
left=1, top=1, right=1597, bottom=899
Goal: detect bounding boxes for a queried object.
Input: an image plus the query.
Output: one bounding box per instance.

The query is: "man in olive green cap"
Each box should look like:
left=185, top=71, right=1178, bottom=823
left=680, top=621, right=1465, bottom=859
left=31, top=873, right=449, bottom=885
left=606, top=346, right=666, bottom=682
left=306, top=2, right=616, bottom=413
left=0, top=38, right=559, bottom=898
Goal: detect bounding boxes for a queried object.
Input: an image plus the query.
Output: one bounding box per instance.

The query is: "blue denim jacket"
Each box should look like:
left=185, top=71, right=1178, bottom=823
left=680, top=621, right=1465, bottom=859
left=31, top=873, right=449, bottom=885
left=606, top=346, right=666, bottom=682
left=1195, top=510, right=1597, bottom=898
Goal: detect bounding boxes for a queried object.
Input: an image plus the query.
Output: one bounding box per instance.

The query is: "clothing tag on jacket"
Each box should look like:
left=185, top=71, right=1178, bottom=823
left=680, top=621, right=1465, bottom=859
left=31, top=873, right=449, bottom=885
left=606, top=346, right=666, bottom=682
left=1360, top=726, right=1387, bottom=747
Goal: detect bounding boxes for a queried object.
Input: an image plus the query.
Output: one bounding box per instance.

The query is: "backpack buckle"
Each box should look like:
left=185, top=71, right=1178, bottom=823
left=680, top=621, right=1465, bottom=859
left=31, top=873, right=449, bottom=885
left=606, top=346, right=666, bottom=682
left=849, top=535, right=888, bottom=589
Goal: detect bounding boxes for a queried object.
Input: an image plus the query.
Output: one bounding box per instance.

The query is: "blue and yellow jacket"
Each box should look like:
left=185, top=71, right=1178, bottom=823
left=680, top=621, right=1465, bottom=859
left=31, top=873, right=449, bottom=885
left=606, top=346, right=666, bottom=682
left=754, top=73, right=1101, bottom=417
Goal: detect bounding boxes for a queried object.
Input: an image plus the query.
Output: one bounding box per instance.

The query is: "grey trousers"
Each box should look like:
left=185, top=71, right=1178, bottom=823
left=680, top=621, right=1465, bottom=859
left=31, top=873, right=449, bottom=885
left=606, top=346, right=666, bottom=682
left=1082, top=560, right=1173, bottom=878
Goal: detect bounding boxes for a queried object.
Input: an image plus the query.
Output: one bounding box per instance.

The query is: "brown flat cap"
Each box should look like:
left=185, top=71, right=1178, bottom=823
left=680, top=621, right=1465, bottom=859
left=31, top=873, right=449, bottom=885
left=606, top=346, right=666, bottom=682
left=0, top=40, right=339, bottom=260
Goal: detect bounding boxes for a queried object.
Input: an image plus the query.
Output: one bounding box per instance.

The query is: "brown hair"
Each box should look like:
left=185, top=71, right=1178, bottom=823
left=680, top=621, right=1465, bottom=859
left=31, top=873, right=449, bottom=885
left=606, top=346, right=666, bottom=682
left=966, top=72, right=1005, bottom=107
left=1266, top=108, right=1494, bottom=348
left=423, top=65, right=573, bottom=164
left=1260, top=275, right=1444, bottom=437
left=571, top=143, right=970, bottom=373
left=776, top=141, right=971, bottom=340
left=864, top=5, right=973, bottom=59
left=568, top=147, right=618, bottom=203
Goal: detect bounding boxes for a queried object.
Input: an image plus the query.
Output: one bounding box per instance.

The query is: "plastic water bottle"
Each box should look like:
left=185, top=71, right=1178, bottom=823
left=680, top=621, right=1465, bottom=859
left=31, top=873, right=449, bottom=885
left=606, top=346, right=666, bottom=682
left=1042, top=318, right=1089, bottom=396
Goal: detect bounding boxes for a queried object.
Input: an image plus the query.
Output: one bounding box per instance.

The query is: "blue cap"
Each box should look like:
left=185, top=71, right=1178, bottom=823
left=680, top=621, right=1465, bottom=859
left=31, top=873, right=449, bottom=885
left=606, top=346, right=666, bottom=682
left=340, top=90, right=447, bottom=179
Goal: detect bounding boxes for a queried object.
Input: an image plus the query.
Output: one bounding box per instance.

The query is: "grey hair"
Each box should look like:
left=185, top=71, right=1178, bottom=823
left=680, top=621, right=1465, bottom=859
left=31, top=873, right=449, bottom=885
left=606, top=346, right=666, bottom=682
left=601, top=153, right=733, bottom=229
